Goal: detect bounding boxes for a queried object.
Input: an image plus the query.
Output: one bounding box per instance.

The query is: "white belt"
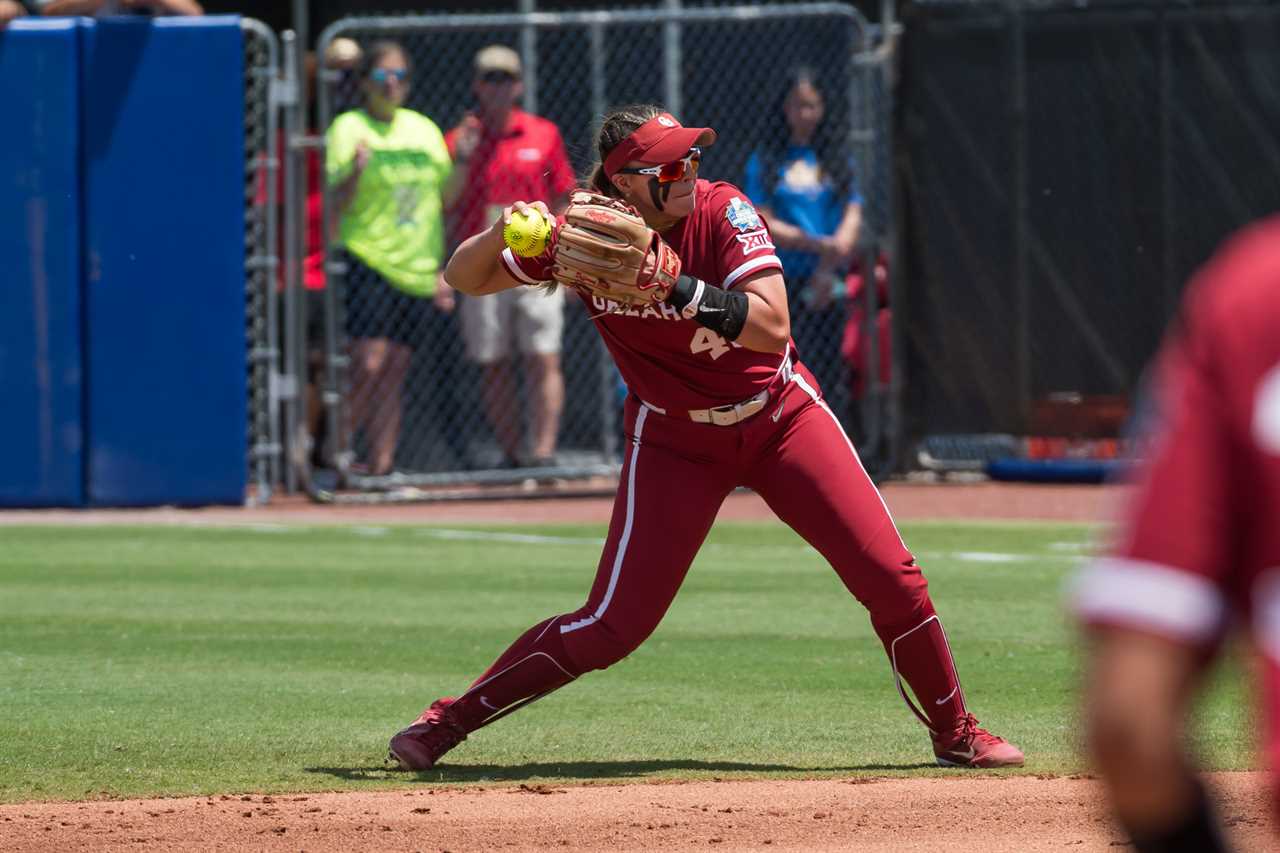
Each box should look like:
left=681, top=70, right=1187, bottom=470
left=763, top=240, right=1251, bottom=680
left=684, top=354, right=796, bottom=427
left=689, top=388, right=772, bottom=426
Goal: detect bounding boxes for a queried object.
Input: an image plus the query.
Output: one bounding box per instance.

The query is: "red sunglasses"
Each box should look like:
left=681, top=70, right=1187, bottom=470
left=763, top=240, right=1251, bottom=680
left=615, top=147, right=702, bottom=183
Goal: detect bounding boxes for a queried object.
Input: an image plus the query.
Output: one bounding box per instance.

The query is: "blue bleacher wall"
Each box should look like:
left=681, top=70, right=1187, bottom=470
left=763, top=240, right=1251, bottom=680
left=0, top=21, right=84, bottom=507
left=0, top=16, right=246, bottom=507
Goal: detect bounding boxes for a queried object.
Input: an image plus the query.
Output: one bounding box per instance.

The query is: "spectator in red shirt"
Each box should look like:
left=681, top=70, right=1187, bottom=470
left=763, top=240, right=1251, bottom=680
left=445, top=45, right=576, bottom=469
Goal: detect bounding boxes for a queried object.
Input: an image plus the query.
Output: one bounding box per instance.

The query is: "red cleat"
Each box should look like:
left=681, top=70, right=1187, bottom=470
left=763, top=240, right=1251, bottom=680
left=387, top=697, right=467, bottom=771
left=932, top=713, right=1025, bottom=768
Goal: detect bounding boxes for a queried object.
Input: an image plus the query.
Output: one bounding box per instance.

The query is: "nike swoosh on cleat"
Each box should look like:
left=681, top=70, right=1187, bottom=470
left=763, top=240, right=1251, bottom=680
left=939, top=744, right=977, bottom=764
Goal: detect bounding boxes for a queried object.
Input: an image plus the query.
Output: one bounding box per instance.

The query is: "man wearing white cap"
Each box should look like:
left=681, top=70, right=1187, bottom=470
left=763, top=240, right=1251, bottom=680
left=446, top=44, right=576, bottom=470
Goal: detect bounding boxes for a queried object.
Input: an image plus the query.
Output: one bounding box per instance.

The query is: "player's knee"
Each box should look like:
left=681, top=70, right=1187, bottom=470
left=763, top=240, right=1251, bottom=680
left=860, top=557, right=932, bottom=624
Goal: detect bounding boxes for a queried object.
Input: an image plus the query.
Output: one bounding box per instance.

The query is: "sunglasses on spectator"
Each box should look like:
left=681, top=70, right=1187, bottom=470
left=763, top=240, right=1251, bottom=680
left=615, top=147, right=702, bottom=183
left=479, top=70, right=519, bottom=84
left=371, top=68, right=408, bottom=83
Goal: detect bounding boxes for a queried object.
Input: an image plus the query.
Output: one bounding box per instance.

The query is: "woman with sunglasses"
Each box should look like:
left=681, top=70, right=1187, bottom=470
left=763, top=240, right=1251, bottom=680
left=326, top=41, right=466, bottom=477
left=389, top=104, right=1023, bottom=772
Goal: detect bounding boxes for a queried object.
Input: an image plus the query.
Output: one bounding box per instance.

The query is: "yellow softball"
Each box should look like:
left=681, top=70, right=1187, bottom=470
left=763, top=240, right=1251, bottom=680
left=503, top=209, right=551, bottom=258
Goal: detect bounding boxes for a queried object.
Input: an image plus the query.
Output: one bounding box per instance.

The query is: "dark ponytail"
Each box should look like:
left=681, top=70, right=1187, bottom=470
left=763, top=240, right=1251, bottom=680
left=584, top=103, right=666, bottom=197
left=763, top=67, right=851, bottom=201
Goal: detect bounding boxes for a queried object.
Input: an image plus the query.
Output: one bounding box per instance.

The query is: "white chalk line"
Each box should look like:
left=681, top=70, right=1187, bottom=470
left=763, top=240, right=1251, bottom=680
left=122, top=523, right=1092, bottom=564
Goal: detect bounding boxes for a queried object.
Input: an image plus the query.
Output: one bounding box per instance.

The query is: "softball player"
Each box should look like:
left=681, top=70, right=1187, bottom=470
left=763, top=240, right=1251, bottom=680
left=389, top=105, right=1023, bottom=771
left=1076, top=215, right=1280, bottom=851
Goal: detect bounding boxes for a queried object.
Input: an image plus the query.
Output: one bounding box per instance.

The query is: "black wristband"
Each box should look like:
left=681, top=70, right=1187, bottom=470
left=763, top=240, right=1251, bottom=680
left=1128, top=779, right=1228, bottom=853
left=667, top=273, right=699, bottom=311
left=667, top=274, right=749, bottom=341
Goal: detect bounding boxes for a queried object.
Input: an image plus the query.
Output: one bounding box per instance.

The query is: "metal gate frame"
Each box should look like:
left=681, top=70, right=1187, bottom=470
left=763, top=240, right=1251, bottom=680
left=242, top=18, right=283, bottom=505
left=295, top=3, right=896, bottom=503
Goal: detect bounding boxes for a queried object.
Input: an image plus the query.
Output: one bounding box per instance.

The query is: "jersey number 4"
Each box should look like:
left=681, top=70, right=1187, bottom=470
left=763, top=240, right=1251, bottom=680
left=689, top=327, right=735, bottom=360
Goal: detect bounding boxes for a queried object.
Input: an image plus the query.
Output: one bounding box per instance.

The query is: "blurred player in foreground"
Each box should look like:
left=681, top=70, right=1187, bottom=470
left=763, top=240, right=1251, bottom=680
left=1074, top=216, right=1280, bottom=852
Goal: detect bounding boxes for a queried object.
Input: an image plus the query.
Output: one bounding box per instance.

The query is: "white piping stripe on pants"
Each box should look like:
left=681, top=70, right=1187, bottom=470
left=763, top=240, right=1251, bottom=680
left=462, top=651, right=578, bottom=698
left=792, top=374, right=908, bottom=552
left=561, top=404, right=651, bottom=634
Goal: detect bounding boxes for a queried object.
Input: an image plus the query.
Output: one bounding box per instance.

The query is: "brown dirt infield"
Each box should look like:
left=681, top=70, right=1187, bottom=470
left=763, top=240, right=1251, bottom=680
left=1, top=774, right=1272, bottom=852
left=0, top=480, right=1126, bottom=527
left=4, top=481, right=1274, bottom=851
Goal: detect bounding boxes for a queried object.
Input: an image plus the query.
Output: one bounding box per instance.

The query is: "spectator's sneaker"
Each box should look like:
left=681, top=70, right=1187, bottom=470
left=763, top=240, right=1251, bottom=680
left=387, top=697, right=467, bottom=771
left=932, top=713, right=1025, bottom=768
left=528, top=456, right=562, bottom=486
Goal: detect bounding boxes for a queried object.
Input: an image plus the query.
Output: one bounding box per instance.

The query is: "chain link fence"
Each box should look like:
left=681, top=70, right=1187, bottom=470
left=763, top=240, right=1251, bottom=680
left=897, top=0, right=1280, bottom=477
left=307, top=3, right=892, bottom=501
left=242, top=19, right=282, bottom=503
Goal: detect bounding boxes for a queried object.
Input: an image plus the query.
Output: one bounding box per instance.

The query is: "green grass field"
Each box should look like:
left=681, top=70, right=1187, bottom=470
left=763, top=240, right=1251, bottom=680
left=0, top=520, right=1253, bottom=803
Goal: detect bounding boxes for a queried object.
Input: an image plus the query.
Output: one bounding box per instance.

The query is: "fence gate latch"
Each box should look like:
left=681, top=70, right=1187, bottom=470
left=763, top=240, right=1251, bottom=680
left=270, top=77, right=298, bottom=108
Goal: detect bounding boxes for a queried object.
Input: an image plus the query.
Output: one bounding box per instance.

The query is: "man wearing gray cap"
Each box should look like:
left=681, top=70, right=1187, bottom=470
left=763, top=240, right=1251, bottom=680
left=446, top=44, right=576, bottom=470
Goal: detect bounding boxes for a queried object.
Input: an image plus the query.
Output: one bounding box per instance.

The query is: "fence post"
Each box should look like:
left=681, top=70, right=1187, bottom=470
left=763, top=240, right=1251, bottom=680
left=242, top=19, right=283, bottom=504
left=587, top=19, right=619, bottom=464
left=664, top=0, right=682, bottom=116
left=880, top=3, right=904, bottom=476
left=520, top=0, right=538, bottom=115
left=1157, top=7, right=1176, bottom=319
left=280, top=29, right=304, bottom=493
left=1009, top=0, right=1031, bottom=428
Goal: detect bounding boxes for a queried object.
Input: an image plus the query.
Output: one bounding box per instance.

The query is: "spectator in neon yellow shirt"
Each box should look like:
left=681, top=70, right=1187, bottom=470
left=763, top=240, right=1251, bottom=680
left=327, top=41, right=468, bottom=476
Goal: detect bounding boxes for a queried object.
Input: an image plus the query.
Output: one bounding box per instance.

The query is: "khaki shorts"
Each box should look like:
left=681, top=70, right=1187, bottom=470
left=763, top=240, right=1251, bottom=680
left=460, top=286, right=565, bottom=363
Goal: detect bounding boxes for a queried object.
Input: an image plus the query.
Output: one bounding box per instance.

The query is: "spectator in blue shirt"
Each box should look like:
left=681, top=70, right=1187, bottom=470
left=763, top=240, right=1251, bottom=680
left=744, top=65, right=864, bottom=417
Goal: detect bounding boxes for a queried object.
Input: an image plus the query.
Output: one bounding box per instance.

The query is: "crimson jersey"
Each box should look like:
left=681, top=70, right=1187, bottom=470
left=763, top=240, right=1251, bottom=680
left=1074, top=216, right=1280, bottom=775
left=501, top=180, right=789, bottom=410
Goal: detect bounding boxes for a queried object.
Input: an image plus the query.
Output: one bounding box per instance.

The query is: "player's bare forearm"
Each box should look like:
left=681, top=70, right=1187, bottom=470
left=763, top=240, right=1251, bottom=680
left=1084, top=628, right=1206, bottom=838
left=734, top=273, right=791, bottom=353
left=443, top=223, right=518, bottom=296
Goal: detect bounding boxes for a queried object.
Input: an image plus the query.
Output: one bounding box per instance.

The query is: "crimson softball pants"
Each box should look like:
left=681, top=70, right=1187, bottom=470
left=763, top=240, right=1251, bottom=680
left=447, top=364, right=967, bottom=736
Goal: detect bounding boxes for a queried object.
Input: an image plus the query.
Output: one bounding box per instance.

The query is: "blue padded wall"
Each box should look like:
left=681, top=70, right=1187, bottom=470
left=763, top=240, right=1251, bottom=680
left=0, top=21, right=85, bottom=507
left=81, top=17, right=246, bottom=506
